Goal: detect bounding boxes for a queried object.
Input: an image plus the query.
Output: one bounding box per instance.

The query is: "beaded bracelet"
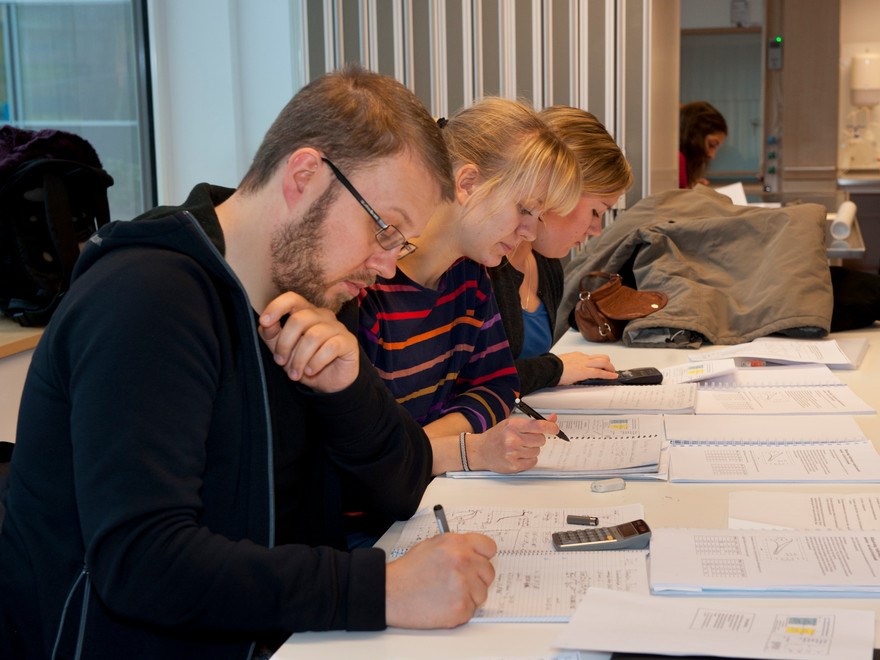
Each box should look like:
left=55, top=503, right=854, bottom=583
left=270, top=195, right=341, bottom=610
left=459, top=431, right=471, bottom=471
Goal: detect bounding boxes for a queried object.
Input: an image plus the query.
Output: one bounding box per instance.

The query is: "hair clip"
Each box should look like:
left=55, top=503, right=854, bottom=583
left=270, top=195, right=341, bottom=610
left=436, top=117, right=448, bottom=129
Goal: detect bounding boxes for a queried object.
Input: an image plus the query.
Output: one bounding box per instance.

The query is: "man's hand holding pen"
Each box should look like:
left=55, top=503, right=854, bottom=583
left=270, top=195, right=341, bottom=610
left=385, top=506, right=497, bottom=629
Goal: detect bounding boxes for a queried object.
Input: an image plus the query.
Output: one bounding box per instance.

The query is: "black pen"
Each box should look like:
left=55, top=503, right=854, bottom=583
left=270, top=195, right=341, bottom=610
left=433, top=504, right=450, bottom=533
left=514, top=398, right=570, bottom=442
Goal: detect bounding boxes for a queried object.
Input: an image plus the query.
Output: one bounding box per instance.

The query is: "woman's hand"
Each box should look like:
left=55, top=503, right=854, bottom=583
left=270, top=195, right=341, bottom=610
left=557, top=352, right=617, bottom=386
left=465, top=415, right=557, bottom=473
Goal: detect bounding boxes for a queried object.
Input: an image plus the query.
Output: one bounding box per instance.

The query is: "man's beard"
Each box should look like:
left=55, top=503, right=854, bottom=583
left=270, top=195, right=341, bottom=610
left=270, top=186, right=376, bottom=313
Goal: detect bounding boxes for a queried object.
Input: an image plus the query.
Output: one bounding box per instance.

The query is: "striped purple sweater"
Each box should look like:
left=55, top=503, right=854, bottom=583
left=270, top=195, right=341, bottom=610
left=358, top=257, right=519, bottom=432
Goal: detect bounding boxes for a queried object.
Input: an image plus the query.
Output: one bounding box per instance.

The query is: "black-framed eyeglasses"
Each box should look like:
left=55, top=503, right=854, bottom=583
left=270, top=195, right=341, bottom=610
left=321, top=157, right=417, bottom=259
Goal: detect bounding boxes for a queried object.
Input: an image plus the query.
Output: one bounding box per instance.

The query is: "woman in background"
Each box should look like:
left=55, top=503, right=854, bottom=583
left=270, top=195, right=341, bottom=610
left=679, top=100, right=727, bottom=188
left=489, top=106, right=632, bottom=394
left=358, top=97, right=581, bottom=475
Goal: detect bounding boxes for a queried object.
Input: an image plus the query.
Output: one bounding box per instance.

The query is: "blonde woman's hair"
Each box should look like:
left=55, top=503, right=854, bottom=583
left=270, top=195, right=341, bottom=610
left=440, top=97, right=581, bottom=219
left=539, top=105, right=633, bottom=196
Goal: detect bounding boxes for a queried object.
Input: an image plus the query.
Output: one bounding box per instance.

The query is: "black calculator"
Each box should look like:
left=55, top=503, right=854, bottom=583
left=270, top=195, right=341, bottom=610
left=576, top=367, right=663, bottom=386
left=551, top=519, right=651, bottom=551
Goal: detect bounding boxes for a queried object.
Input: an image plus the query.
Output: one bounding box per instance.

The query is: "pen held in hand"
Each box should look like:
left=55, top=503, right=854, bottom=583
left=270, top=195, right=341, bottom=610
left=433, top=504, right=450, bottom=533
left=514, top=398, right=570, bottom=442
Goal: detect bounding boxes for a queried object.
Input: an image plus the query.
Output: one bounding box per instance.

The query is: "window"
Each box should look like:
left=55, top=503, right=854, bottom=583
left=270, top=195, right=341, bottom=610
left=0, top=0, right=153, bottom=220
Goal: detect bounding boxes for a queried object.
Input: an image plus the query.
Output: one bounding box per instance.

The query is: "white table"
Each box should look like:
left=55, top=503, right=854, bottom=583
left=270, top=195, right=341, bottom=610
left=276, top=325, right=880, bottom=659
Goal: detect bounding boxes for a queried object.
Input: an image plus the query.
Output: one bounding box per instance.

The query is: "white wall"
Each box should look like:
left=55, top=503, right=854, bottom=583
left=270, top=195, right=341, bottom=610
left=147, top=0, right=306, bottom=205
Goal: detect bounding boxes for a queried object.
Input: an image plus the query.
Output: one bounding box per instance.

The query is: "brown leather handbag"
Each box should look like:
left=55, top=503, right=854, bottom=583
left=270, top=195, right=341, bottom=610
left=574, top=272, right=668, bottom=342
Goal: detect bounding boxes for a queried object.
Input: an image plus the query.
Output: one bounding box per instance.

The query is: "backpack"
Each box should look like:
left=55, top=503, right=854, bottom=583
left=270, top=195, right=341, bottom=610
left=0, top=126, right=114, bottom=326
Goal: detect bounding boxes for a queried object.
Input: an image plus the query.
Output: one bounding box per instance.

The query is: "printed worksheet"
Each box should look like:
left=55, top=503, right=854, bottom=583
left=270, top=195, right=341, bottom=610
left=688, top=338, right=855, bottom=367
left=694, top=386, right=874, bottom=415
left=390, top=506, right=650, bottom=622
left=650, top=528, right=880, bottom=595
left=556, top=587, right=875, bottom=660
left=728, top=492, right=880, bottom=530
left=668, top=442, right=880, bottom=482
left=688, top=337, right=868, bottom=369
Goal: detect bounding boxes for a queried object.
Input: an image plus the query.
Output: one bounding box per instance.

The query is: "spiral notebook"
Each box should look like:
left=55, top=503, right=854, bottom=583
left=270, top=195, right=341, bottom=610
left=664, top=414, right=867, bottom=446
left=664, top=415, right=880, bottom=483
left=446, top=414, right=666, bottom=479
left=389, top=505, right=650, bottom=622
left=664, top=414, right=880, bottom=483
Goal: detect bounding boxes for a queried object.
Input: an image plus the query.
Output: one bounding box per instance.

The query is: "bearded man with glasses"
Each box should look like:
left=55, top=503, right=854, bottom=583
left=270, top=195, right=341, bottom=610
left=0, top=65, right=497, bottom=660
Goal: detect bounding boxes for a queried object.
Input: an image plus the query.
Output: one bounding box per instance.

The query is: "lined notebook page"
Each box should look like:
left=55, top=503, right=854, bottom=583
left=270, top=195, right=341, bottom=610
left=446, top=415, right=665, bottom=479
left=389, top=506, right=650, bottom=622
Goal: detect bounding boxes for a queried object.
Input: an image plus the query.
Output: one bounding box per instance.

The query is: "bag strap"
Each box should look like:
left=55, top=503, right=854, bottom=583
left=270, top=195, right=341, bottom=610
left=578, top=289, right=615, bottom=339
left=586, top=271, right=620, bottom=282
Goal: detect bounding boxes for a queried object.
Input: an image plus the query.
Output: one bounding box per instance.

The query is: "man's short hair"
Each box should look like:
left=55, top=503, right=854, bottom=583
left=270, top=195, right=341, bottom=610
left=239, top=64, right=453, bottom=201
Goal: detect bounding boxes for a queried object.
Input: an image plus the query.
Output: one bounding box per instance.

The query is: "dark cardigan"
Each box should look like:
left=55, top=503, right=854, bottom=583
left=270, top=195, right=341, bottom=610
left=489, top=254, right=564, bottom=395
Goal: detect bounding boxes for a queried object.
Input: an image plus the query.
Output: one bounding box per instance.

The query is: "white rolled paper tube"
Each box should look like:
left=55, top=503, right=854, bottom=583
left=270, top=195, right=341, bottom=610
left=831, top=200, right=857, bottom=239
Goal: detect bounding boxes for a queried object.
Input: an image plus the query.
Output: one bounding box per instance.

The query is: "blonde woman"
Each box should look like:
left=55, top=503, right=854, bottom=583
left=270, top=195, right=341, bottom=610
left=489, top=106, right=634, bottom=394
left=358, top=97, right=581, bottom=475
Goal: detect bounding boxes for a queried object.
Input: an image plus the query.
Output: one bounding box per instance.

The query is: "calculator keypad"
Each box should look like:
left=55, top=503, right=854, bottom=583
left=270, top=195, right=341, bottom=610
left=555, top=528, right=617, bottom=544
left=550, top=519, right=651, bottom=551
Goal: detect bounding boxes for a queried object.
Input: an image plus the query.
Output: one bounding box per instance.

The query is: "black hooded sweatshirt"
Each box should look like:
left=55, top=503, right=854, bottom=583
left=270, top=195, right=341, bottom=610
left=0, top=183, right=433, bottom=660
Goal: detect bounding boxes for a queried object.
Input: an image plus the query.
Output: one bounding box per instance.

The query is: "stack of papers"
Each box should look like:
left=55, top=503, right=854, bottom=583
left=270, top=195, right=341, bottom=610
left=650, top=528, right=880, bottom=596
left=664, top=414, right=880, bottom=482
left=663, top=361, right=844, bottom=387
left=692, top=337, right=868, bottom=370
